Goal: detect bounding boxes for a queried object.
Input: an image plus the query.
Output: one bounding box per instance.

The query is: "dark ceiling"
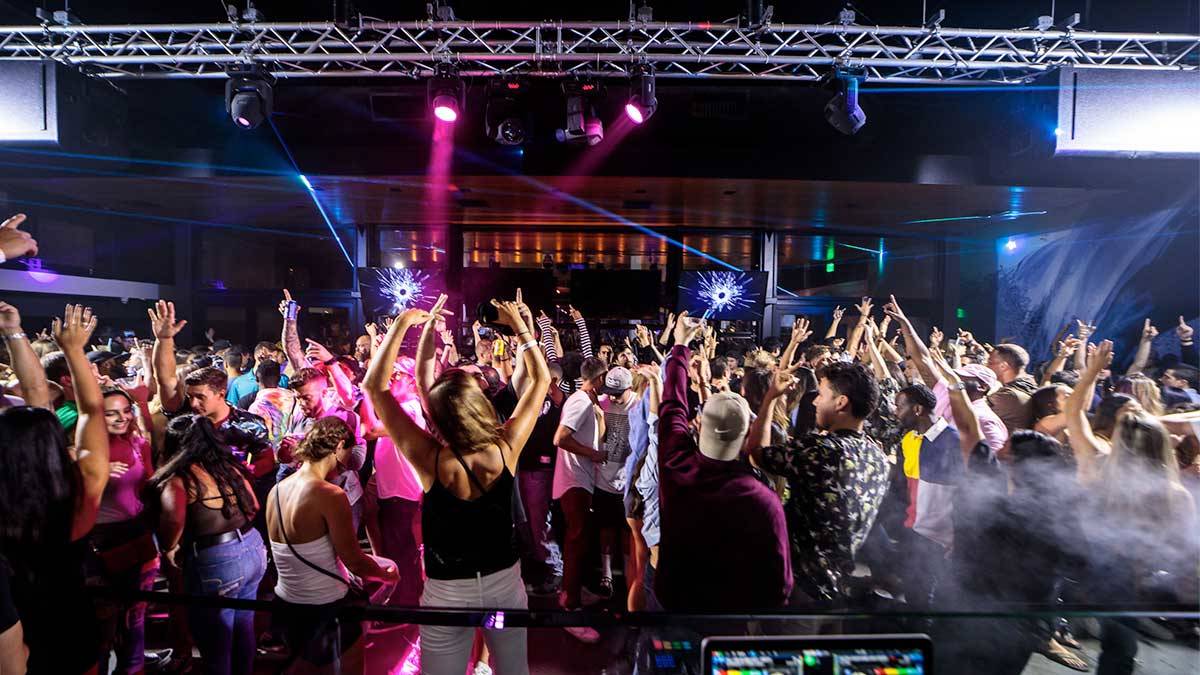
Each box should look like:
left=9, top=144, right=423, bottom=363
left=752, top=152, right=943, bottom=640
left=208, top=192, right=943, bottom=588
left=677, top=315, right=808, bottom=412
left=0, top=0, right=1194, bottom=243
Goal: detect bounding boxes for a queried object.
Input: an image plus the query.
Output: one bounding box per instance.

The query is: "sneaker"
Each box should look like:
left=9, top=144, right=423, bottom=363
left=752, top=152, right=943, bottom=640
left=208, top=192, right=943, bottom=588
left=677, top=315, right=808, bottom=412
left=144, top=648, right=173, bottom=672
left=564, top=625, right=602, bottom=643
left=472, top=661, right=494, bottom=675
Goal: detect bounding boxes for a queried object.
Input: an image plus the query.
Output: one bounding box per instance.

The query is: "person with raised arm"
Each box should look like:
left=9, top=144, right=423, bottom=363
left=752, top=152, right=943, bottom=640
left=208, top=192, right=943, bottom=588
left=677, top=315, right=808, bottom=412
left=825, top=305, right=846, bottom=341
left=149, top=300, right=275, bottom=535
left=655, top=312, right=792, bottom=612
left=747, top=354, right=887, bottom=604
left=0, top=213, right=37, bottom=264
left=884, top=296, right=1008, bottom=455
left=364, top=293, right=548, bottom=675
left=1126, top=318, right=1159, bottom=377
left=0, top=303, right=109, bottom=674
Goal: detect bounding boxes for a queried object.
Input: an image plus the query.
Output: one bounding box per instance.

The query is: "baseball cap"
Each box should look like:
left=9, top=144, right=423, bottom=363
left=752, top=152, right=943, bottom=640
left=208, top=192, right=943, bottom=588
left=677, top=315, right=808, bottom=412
left=86, top=350, right=128, bottom=365
left=603, top=366, right=633, bottom=396
left=956, top=363, right=998, bottom=393
left=698, top=392, right=752, bottom=461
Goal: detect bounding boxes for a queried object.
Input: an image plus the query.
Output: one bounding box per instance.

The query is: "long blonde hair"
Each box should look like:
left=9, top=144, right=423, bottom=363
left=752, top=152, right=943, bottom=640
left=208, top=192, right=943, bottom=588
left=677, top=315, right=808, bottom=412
left=1119, top=374, right=1165, bottom=417
left=426, top=368, right=503, bottom=452
left=1099, top=410, right=1185, bottom=526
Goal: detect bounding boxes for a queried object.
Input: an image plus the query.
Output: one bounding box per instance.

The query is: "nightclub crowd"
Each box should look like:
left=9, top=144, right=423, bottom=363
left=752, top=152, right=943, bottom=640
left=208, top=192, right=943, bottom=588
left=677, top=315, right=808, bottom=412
left=0, top=221, right=1198, bottom=675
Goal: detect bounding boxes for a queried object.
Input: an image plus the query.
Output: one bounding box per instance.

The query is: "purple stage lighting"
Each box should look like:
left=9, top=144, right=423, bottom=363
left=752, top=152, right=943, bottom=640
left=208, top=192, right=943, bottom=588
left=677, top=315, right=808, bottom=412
left=625, top=64, right=657, bottom=125
left=624, top=103, right=645, bottom=124
left=432, top=95, right=459, bottom=123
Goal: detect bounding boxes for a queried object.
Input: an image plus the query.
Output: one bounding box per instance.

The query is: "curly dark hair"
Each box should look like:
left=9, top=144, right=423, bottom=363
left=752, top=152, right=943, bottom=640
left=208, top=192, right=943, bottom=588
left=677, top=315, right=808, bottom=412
left=148, top=415, right=256, bottom=522
left=817, top=361, right=880, bottom=419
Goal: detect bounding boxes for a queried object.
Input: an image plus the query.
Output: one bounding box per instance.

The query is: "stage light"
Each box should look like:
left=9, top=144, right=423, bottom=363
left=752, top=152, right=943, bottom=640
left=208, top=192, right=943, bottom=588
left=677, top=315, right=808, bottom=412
left=225, top=65, right=273, bottom=130
left=556, top=82, right=604, bottom=145
left=824, top=69, right=866, bottom=135
left=625, top=64, right=657, bottom=124
left=1005, top=238, right=1018, bottom=251
left=485, top=80, right=527, bottom=145
left=427, top=64, right=464, bottom=124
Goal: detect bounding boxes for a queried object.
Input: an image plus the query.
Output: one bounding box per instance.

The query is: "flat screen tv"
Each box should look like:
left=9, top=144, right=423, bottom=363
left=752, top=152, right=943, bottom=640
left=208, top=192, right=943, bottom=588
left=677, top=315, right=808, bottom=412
left=676, top=270, right=767, bottom=321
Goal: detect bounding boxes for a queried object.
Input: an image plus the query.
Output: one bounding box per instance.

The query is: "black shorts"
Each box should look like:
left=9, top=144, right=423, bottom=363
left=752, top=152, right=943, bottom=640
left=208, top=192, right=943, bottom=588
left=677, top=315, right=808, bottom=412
left=592, top=489, right=627, bottom=530
left=279, top=599, right=364, bottom=666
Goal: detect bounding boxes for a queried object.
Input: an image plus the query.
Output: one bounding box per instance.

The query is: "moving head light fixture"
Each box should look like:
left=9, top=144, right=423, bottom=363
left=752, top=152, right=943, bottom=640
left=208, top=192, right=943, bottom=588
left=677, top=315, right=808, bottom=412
left=427, top=63, right=465, bottom=123
left=824, top=67, right=867, bottom=135
left=485, top=79, right=527, bottom=145
left=624, top=64, right=657, bottom=124
left=225, top=64, right=273, bottom=130
left=555, top=80, right=604, bottom=146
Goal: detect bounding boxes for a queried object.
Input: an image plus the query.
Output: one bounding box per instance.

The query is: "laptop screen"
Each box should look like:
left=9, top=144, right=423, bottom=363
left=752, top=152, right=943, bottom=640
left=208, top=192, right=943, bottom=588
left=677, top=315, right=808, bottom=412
left=703, top=635, right=931, bottom=675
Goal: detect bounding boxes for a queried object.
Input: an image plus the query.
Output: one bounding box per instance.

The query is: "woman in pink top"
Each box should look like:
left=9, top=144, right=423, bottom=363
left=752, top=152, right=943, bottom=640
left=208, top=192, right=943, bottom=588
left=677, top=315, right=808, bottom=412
left=88, top=388, right=159, bottom=674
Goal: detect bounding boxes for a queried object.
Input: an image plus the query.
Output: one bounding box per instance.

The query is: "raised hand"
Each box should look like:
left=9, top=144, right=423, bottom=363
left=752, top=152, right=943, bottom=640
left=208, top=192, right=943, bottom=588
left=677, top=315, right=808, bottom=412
left=36, top=327, right=52, bottom=341
left=147, top=300, right=187, bottom=340
left=1087, top=340, right=1114, bottom=373
left=831, top=305, right=845, bottom=322
left=0, top=301, right=22, bottom=334
left=929, top=326, right=944, bottom=348
left=1057, top=337, right=1081, bottom=358
left=768, top=364, right=800, bottom=399
left=305, top=339, right=334, bottom=363
left=882, top=295, right=907, bottom=322
left=53, top=304, right=98, bottom=352
left=0, top=213, right=38, bottom=262
left=1075, top=319, right=1095, bottom=338
left=1141, top=318, right=1159, bottom=341
left=277, top=288, right=298, bottom=318
left=568, top=305, right=583, bottom=322
left=855, top=296, right=873, bottom=317
left=1178, top=316, right=1195, bottom=344
left=673, top=311, right=706, bottom=347
left=491, top=298, right=527, bottom=333
left=365, top=323, right=379, bottom=341
left=790, top=317, right=812, bottom=345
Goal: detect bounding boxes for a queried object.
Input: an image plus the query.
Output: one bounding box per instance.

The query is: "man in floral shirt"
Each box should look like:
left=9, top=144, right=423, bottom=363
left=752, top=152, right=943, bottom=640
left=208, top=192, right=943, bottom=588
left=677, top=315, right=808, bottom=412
left=750, top=361, right=889, bottom=603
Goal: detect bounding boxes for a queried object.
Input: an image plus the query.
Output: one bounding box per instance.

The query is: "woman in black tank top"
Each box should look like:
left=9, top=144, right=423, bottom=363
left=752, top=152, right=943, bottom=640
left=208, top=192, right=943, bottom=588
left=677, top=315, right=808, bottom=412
left=364, top=294, right=550, bottom=675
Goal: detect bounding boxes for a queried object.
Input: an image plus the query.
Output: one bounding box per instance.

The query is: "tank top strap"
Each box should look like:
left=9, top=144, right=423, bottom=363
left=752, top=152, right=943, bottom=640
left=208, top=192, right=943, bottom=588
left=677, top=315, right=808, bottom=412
left=447, top=444, right=491, bottom=494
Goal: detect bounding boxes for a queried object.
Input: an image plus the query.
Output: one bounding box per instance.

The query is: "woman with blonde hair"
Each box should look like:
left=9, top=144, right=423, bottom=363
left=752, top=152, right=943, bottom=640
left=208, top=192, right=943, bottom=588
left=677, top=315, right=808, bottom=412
left=1067, top=341, right=1198, bottom=675
left=364, top=293, right=550, bottom=675
left=1116, top=374, right=1165, bottom=417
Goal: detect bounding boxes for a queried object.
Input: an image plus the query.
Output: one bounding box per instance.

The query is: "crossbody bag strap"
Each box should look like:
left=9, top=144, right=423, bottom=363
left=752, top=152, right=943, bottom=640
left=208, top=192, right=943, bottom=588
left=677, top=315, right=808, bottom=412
left=274, top=486, right=354, bottom=589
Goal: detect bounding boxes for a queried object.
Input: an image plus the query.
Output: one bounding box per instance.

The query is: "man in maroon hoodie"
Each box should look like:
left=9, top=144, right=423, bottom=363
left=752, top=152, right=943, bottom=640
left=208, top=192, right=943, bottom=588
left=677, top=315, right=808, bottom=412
left=654, top=312, right=792, bottom=611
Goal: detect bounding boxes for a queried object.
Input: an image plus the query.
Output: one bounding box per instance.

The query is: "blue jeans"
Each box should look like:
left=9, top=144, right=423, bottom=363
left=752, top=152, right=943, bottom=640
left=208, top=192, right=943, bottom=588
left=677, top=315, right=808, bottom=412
left=516, top=470, right=562, bottom=586
left=185, top=528, right=267, bottom=675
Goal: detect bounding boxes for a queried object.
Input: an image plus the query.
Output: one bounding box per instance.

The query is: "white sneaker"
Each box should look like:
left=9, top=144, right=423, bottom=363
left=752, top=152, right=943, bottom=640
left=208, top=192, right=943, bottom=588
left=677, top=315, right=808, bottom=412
left=564, top=625, right=601, bottom=643
left=472, top=661, right=493, bottom=675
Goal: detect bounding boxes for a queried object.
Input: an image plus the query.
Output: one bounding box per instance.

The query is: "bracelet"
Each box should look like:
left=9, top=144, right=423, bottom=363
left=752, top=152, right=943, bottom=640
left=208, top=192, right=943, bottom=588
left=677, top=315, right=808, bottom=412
left=516, top=340, right=538, bottom=355
left=1, top=332, right=27, bottom=341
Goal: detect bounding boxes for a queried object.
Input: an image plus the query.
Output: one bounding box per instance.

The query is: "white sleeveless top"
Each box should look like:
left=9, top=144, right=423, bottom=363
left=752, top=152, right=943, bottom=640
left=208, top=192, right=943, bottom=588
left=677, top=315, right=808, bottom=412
left=271, top=536, right=349, bottom=605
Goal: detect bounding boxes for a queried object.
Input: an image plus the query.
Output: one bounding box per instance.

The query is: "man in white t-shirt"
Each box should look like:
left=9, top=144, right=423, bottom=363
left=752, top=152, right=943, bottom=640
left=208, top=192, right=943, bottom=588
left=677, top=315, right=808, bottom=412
left=552, top=356, right=609, bottom=639
left=595, top=365, right=635, bottom=600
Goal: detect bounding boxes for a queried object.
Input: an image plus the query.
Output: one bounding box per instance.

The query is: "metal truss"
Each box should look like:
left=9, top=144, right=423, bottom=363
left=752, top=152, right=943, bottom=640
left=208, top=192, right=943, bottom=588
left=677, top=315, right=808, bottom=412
left=0, top=18, right=1196, bottom=84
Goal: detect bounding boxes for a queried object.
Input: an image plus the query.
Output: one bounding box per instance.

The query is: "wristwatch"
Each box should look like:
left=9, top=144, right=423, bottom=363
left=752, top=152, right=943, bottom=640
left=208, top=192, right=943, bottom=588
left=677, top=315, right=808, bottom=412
left=950, top=382, right=967, bottom=391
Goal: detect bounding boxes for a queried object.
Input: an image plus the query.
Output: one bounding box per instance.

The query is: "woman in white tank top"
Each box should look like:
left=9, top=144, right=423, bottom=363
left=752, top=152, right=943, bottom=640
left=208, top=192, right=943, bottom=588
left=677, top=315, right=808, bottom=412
left=266, top=417, right=398, bottom=673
